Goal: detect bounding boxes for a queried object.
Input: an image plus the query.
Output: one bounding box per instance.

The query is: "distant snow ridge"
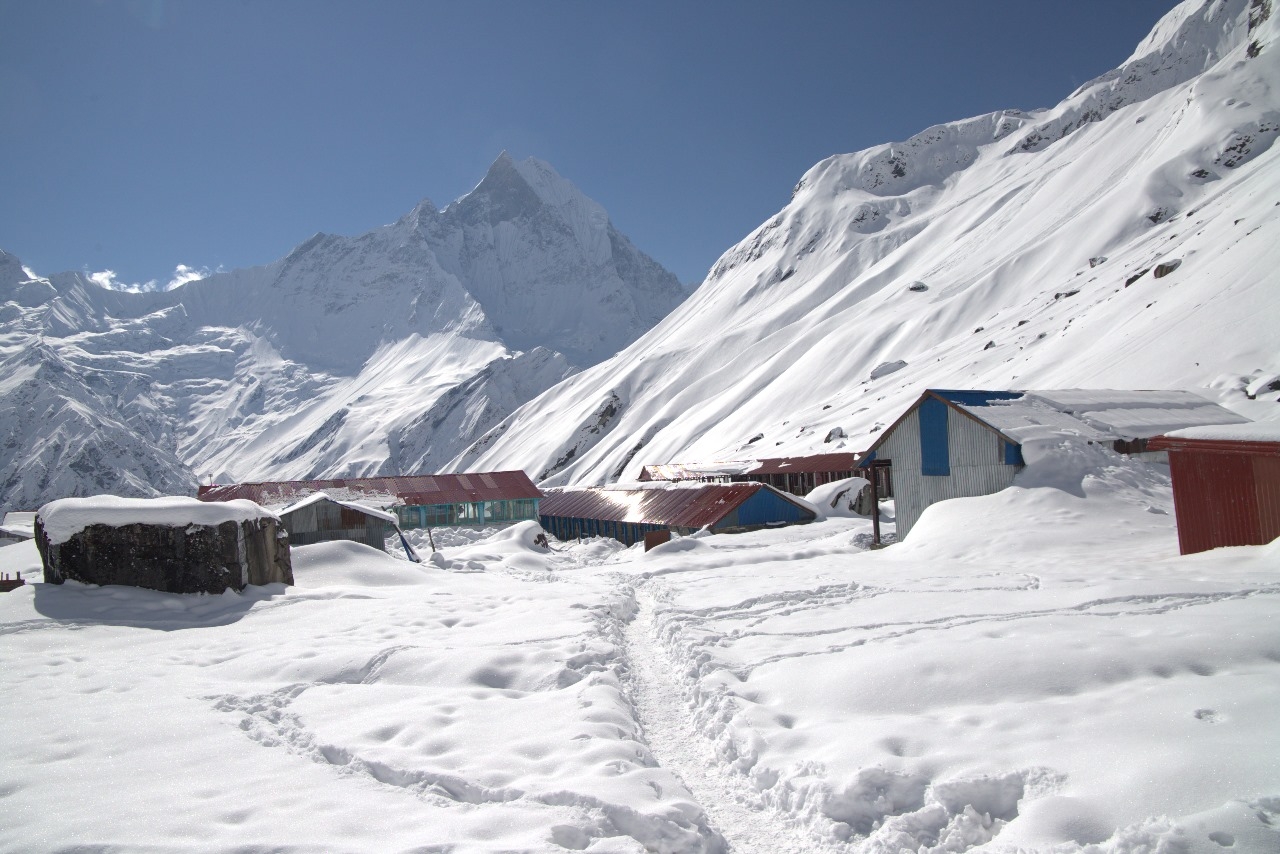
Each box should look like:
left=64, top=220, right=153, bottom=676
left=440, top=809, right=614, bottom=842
left=459, top=0, right=1280, bottom=488
left=0, top=155, right=686, bottom=510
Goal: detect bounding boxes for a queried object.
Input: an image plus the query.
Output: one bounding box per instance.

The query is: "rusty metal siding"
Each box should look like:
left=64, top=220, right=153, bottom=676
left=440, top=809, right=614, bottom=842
left=1165, top=450, right=1259, bottom=555
left=1256, top=455, right=1280, bottom=544
left=1147, top=437, right=1280, bottom=555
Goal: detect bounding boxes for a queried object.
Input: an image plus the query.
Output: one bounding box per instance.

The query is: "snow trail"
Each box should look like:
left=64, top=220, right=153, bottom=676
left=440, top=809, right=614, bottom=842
left=622, top=583, right=838, bottom=854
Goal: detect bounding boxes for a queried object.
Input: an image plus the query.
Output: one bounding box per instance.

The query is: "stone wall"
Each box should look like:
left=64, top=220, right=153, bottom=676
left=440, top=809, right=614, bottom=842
left=36, top=516, right=293, bottom=594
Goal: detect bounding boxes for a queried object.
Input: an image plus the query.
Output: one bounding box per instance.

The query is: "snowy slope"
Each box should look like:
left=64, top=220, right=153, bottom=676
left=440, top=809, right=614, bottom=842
left=457, top=0, right=1280, bottom=486
left=0, top=155, right=685, bottom=509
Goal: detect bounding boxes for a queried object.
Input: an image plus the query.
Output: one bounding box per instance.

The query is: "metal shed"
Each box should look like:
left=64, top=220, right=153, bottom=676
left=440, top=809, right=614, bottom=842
left=858, top=389, right=1248, bottom=541
left=198, top=471, right=542, bottom=530
left=0, top=511, right=35, bottom=547
left=538, top=482, right=817, bottom=547
left=277, top=492, right=396, bottom=551
left=1148, top=424, right=1280, bottom=555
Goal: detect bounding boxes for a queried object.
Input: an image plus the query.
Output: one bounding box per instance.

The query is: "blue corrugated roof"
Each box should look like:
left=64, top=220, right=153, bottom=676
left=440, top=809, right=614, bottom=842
left=930, top=389, right=1025, bottom=407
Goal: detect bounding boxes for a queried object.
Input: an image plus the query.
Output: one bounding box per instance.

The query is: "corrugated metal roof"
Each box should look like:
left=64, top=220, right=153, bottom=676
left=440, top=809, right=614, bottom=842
left=1024, top=389, right=1249, bottom=439
left=198, top=471, right=541, bottom=508
left=749, top=453, right=860, bottom=474
left=539, top=483, right=774, bottom=529
left=640, top=453, right=858, bottom=481
left=1148, top=434, right=1280, bottom=456
left=861, top=388, right=1249, bottom=462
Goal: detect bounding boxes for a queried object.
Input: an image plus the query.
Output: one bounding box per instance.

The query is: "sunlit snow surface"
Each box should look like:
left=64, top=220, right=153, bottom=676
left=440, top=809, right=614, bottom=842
left=3, top=448, right=1277, bottom=853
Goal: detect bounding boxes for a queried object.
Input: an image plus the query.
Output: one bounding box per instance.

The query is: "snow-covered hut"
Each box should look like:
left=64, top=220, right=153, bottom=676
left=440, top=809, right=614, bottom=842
left=857, top=389, right=1248, bottom=540
left=638, top=453, right=862, bottom=497
left=198, top=472, right=542, bottom=531
left=1148, top=423, right=1280, bottom=555
left=277, top=492, right=396, bottom=551
left=0, top=511, right=35, bottom=546
left=35, top=496, right=292, bottom=594
left=538, top=482, right=817, bottom=547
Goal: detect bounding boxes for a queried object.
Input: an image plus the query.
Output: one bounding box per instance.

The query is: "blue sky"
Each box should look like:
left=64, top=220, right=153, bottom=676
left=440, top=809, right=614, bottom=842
left=1, top=0, right=1179, bottom=287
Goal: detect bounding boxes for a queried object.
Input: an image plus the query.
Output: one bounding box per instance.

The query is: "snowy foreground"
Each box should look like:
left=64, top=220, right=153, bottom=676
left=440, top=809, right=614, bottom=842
left=2, top=454, right=1278, bottom=853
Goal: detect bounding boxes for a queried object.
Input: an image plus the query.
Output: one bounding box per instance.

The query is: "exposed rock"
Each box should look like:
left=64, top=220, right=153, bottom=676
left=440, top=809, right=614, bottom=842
left=1125, top=268, right=1151, bottom=286
left=870, top=360, right=908, bottom=380
left=1153, top=259, right=1183, bottom=278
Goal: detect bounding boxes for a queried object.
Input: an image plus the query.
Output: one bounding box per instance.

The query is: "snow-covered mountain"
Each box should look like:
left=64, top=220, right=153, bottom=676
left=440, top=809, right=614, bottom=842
left=457, top=0, right=1280, bottom=485
left=0, top=155, right=686, bottom=510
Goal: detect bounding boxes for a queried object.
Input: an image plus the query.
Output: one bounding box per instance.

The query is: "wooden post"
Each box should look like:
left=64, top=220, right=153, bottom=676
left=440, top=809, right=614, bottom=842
left=869, top=466, right=881, bottom=547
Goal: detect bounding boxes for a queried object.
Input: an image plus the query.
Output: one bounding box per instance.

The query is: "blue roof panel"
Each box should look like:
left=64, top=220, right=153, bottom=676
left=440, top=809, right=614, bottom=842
left=931, top=389, right=1025, bottom=407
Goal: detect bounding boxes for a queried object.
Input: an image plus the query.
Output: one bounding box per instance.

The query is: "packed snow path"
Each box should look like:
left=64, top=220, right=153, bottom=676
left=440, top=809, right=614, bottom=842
left=622, top=583, right=834, bottom=854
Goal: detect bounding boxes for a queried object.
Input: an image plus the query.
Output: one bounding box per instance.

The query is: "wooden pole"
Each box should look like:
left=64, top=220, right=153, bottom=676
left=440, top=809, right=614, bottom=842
left=870, top=466, right=881, bottom=547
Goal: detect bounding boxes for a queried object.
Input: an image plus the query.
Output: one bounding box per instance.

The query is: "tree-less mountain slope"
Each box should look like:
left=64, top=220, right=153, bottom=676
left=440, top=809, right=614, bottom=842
left=454, top=0, right=1280, bottom=486
left=0, top=155, right=686, bottom=510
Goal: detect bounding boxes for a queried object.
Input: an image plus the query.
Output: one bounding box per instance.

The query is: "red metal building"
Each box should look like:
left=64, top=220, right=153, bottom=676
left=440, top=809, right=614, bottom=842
left=538, top=482, right=817, bottom=547
left=1149, top=427, right=1280, bottom=555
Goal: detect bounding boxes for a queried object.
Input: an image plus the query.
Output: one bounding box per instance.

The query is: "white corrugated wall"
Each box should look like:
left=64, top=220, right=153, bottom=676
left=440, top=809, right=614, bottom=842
left=875, top=403, right=1018, bottom=539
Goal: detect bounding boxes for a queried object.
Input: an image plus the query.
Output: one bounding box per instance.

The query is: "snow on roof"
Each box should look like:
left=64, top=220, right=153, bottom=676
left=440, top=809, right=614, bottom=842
left=1, top=511, right=36, bottom=538
left=640, top=454, right=859, bottom=481
left=279, top=491, right=398, bottom=524
left=1026, top=389, right=1249, bottom=439
left=199, top=472, right=541, bottom=508
left=1160, top=421, right=1280, bottom=443
left=933, top=389, right=1247, bottom=443
left=37, top=495, right=275, bottom=546
left=962, top=397, right=1113, bottom=443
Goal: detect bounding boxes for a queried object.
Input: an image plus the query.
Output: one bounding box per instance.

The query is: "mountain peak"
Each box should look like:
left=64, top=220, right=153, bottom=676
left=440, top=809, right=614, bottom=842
left=451, top=152, right=545, bottom=224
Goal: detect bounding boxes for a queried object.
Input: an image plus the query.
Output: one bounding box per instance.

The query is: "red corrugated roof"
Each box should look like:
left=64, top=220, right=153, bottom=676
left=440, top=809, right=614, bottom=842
left=1148, top=436, right=1280, bottom=456
left=749, top=453, right=859, bottom=474
left=539, top=483, right=777, bottom=529
left=197, top=471, right=542, bottom=507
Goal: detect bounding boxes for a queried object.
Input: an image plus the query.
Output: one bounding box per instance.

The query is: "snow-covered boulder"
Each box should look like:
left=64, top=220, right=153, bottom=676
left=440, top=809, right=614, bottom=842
left=35, top=496, right=292, bottom=594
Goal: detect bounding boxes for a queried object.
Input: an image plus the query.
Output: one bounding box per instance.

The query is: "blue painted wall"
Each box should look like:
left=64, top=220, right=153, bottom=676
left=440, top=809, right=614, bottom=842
left=919, top=397, right=951, bottom=476
left=727, top=489, right=814, bottom=529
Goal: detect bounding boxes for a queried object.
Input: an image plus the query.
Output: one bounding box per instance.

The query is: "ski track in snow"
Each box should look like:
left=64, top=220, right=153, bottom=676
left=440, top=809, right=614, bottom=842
left=622, top=582, right=840, bottom=854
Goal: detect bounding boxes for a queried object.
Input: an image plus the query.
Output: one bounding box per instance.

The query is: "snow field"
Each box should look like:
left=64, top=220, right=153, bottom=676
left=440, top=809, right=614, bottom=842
left=611, top=454, right=1280, bottom=852
left=2, top=447, right=1278, bottom=852
left=0, top=533, right=720, bottom=852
